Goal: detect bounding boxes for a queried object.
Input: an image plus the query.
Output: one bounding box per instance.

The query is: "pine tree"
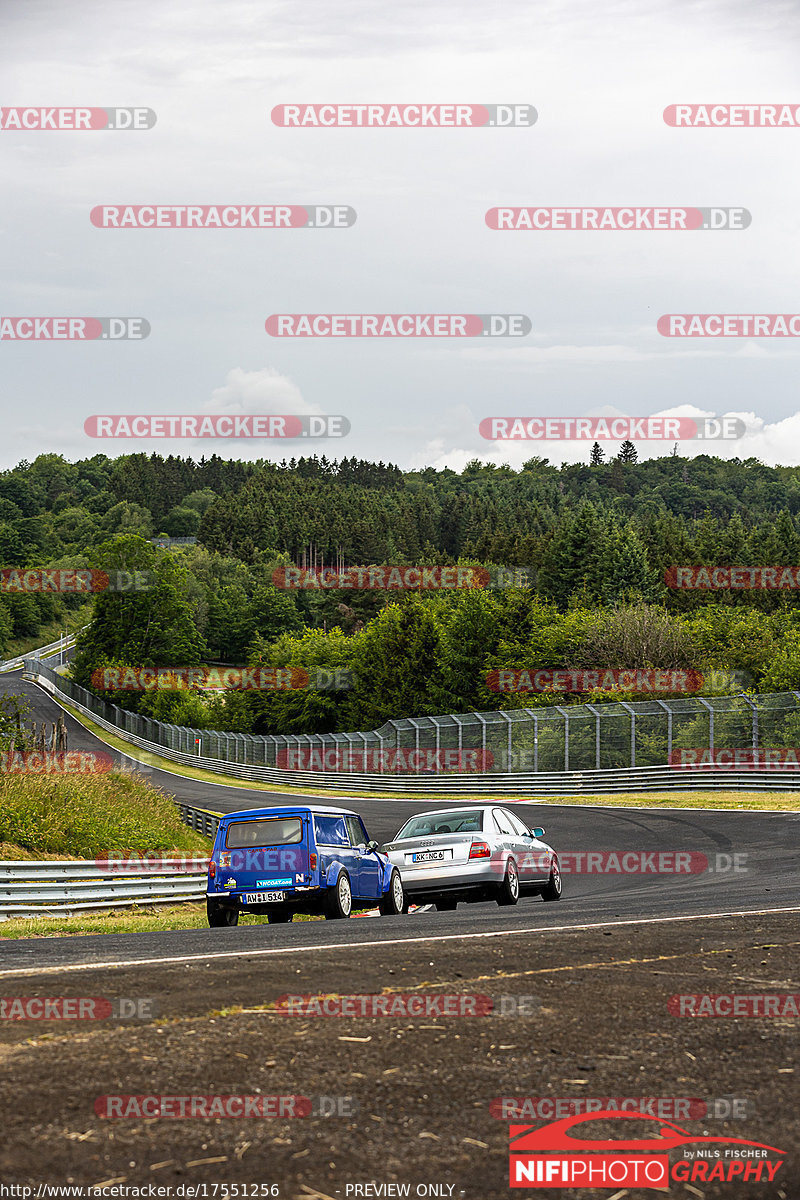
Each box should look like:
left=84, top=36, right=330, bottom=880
left=597, top=524, right=659, bottom=605
left=609, top=459, right=625, bottom=493
left=590, top=442, right=605, bottom=466
left=536, top=503, right=603, bottom=606
left=618, top=440, right=638, bottom=464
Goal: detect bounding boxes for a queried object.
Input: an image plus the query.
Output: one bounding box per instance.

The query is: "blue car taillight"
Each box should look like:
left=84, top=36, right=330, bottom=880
left=309, top=852, right=317, bottom=870
left=208, top=860, right=217, bottom=878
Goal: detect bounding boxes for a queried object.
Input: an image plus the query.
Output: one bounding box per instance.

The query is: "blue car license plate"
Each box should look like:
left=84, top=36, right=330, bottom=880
left=244, top=891, right=284, bottom=903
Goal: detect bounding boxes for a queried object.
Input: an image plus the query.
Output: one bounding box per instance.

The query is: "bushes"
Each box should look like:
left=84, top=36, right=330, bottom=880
left=0, top=770, right=209, bottom=858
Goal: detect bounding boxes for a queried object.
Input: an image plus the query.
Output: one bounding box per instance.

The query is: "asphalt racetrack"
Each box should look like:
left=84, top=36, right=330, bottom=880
left=1, top=671, right=798, bottom=1197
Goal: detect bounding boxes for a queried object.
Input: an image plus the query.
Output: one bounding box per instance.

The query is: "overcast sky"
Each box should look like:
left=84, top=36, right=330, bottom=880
left=1, top=0, right=799, bottom=473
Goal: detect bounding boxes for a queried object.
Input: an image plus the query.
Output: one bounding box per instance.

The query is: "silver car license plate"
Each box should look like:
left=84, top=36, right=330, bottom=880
left=244, top=891, right=284, bottom=903
left=411, top=850, right=446, bottom=863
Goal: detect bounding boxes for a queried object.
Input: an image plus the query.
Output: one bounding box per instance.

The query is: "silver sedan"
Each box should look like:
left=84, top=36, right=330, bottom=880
left=381, top=805, right=561, bottom=911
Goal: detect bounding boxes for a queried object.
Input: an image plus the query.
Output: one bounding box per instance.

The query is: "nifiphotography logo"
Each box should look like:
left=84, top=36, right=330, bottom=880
left=508, top=1111, right=785, bottom=1188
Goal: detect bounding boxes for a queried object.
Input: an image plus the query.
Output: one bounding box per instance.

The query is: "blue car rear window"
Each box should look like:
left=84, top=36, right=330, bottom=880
left=314, top=815, right=350, bottom=846
left=225, top=817, right=303, bottom=849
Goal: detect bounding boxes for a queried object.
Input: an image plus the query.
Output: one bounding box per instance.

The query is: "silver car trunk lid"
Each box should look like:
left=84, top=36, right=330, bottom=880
left=384, top=832, right=477, bottom=866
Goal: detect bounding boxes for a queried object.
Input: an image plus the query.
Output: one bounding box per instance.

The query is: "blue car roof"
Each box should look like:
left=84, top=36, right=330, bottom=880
left=219, top=804, right=358, bottom=821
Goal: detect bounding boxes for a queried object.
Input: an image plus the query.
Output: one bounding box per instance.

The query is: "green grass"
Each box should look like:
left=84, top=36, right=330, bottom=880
left=1, top=602, right=93, bottom=663
left=535, top=790, right=800, bottom=810
left=0, top=902, right=326, bottom=939
left=0, top=769, right=211, bottom=858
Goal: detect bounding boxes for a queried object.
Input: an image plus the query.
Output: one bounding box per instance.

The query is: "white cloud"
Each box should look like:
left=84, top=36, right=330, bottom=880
left=2, top=0, right=800, bottom=471
left=205, top=366, right=319, bottom=416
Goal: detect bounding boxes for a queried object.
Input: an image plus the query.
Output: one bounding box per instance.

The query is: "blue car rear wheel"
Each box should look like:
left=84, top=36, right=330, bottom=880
left=207, top=899, right=239, bottom=927
left=325, top=870, right=352, bottom=919
left=379, top=869, right=405, bottom=916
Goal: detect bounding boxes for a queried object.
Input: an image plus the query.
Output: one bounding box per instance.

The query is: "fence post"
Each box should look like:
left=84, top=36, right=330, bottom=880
left=501, top=711, right=513, bottom=772
left=474, top=712, right=487, bottom=772
left=524, top=709, right=539, bottom=773
left=586, top=705, right=600, bottom=769
left=619, top=702, right=635, bottom=768
left=697, top=698, right=714, bottom=752
left=743, top=695, right=758, bottom=752
left=555, top=706, right=569, bottom=772
left=654, top=699, right=673, bottom=763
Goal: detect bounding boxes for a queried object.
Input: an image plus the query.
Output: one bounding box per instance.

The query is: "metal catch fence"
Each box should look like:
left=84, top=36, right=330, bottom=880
left=21, top=657, right=800, bottom=793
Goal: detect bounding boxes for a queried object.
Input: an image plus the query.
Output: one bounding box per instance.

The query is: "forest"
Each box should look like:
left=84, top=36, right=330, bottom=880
left=2, top=448, right=800, bottom=735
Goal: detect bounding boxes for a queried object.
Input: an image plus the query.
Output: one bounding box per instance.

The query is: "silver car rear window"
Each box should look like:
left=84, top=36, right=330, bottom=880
left=225, top=817, right=303, bottom=848
left=395, top=811, right=485, bottom=838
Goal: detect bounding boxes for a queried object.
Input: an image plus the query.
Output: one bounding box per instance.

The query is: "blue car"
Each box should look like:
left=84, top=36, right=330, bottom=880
left=206, top=804, right=405, bottom=926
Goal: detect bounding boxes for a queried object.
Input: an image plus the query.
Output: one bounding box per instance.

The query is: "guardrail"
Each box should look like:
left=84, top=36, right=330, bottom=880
left=0, top=858, right=208, bottom=921
left=0, top=633, right=77, bottom=674
left=20, top=658, right=800, bottom=796
left=177, top=803, right=221, bottom=839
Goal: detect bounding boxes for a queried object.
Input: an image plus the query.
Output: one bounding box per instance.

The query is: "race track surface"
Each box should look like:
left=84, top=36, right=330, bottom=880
left=1, top=671, right=799, bottom=1197
left=2, top=670, right=798, bottom=971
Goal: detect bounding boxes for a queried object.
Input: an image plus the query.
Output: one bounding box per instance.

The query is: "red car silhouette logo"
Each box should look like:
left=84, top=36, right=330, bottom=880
left=510, top=1110, right=784, bottom=1154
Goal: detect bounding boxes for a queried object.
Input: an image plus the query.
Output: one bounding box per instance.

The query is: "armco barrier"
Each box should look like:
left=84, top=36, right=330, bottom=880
left=0, top=633, right=77, bottom=674
left=177, top=802, right=221, bottom=839
left=0, top=859, right=207, bottom=921
left=21, top=657, right=800, bottom=795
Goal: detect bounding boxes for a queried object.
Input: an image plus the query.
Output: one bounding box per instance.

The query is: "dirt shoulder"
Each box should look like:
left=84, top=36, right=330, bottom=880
left=0, top=913, right=797, bottom=1197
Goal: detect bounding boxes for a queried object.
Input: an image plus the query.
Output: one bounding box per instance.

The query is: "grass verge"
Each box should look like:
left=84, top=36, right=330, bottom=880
left=48, top=699, right=800, bottom=812
left=0, top=769, right=211, bottom=858
left=1, top=602, right=92, bottom=663
left=0, top=901, right=326, bottom=939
